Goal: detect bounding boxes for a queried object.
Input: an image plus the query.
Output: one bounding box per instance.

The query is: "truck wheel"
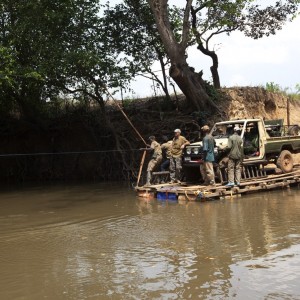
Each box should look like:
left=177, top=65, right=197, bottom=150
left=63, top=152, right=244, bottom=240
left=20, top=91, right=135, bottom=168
left=276, top=150, right=294, bottom=173
left=287, top=125, right=300, bottom=136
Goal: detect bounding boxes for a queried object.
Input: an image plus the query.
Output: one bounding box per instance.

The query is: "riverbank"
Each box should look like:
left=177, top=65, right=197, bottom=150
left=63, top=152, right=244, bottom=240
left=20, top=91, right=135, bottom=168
left=0, top=87, right=299, bottom=182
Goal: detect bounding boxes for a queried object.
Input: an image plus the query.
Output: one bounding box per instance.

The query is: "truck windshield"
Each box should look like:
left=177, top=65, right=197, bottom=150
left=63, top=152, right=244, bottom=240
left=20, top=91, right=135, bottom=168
left=211, top=122, right=245, bottom=138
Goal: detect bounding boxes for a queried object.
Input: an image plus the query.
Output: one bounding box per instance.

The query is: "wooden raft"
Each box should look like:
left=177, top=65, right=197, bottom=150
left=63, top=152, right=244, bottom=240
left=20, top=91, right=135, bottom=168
left=135, top=168, right=300, bottom=201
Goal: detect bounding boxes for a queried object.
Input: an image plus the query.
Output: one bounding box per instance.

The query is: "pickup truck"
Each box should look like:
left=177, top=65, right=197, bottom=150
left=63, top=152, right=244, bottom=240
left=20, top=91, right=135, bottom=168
left=183, top=118, right=300, bottom=181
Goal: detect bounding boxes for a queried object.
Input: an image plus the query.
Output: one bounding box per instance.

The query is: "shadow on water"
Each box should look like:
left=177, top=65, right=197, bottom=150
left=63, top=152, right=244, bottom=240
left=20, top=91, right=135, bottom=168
left=0, top=182, right=300, bottom=299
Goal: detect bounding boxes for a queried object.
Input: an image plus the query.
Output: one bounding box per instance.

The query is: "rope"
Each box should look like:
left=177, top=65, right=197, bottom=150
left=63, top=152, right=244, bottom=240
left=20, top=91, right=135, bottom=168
left=0, top=149, right=143, bottom=158
left=184, top=190, right=211, bottom=201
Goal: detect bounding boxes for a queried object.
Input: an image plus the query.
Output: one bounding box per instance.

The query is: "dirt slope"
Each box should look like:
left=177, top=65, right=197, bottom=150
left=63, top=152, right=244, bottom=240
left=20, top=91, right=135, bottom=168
left=223, top=87, right=300, bottom=125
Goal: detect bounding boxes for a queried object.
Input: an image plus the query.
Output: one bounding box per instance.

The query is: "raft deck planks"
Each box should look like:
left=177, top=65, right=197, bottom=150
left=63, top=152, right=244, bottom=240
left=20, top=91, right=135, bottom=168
left=135, top=168, right=300, bottom=201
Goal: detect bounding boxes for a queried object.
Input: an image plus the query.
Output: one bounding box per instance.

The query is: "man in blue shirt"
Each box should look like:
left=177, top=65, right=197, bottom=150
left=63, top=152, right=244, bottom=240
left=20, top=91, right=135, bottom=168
left=200, top=125, right=215, bottom=185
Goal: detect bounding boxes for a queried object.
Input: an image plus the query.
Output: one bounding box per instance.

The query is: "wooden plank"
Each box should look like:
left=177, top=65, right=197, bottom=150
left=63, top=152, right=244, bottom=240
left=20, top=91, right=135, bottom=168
left=159, top=177, right=299, bottom=201
left=136, top=169, right=300, bottom=201
left=152, top=171, right=170, bottom=175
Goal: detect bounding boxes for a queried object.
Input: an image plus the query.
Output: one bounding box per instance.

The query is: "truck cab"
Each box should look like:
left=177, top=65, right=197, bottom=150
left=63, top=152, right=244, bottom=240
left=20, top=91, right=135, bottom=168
left=183, top=119, right=268, bottom=182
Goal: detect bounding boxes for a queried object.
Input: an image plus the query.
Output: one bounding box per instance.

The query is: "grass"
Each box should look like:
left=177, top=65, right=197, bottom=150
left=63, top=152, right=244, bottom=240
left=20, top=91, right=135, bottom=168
left=265, top=82, right=300, bottom=101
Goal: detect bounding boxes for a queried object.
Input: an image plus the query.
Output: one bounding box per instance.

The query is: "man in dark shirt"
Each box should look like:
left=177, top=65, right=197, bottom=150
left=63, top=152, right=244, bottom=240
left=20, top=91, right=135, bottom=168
left=226, top=126, right=243, bottom=187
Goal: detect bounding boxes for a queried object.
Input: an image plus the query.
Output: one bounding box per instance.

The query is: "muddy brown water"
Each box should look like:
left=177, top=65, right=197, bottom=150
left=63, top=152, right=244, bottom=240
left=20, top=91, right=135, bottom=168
left=0, top=183, right=300, bottom=300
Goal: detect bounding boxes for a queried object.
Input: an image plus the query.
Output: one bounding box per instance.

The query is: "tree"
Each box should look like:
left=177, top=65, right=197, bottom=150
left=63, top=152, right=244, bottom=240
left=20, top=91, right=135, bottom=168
left=190, top=0, right=300, bottom=89
left=0, top=0, right=76, bottom=119
left=147, top=0, right=213, bottom=111
left=147, top=0, right=299, bottom=110
left=0, top=0, right=134, bottom=119
left=0, top=0, right=150, bottom=177
left=103, top=0, right=182, bottom=102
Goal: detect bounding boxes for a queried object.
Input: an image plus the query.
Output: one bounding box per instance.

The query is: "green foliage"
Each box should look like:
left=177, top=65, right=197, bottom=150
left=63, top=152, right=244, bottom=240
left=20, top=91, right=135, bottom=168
left=289, top=83, right=300, bottom=101
left=103, top=1, right=161, bottom=74
left=0, top=47, right=15, bottom=85
left=290, top=94, right=300, bottom=101
left=192, top=0, right=299, bottom=40
left=264, top=82, right=300, bottom=101
left=265, top=82, right=282, bottom=93
left=0, top=0, right=135, bottom=119
left=122, top=97, right=136, bottom=109
left=1, top=0, right=298, bottom=118
left=190, top=0, right=299, bottom=88
left=204, top=81, right=221, bottom=103
left=102, top=0, right=183, bottom=100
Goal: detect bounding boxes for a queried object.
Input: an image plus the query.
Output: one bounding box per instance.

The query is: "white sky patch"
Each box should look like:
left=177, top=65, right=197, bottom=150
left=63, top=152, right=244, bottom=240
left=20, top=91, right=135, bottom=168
left=220, top=42, right=289, bottom=66
left=227, top=74, right=250, bottom=87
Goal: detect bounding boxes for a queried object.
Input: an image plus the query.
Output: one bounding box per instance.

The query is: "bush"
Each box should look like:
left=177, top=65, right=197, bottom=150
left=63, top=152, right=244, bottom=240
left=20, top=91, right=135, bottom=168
left=265, top=82, right=281, bottom=93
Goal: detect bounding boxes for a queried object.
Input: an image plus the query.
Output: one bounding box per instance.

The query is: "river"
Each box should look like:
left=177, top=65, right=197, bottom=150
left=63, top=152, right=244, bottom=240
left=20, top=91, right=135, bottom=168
left=0, top=182, right=300, bottom=300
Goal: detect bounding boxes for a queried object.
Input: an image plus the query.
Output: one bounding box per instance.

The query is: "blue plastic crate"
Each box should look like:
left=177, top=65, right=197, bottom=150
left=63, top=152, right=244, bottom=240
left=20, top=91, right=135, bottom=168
left=156, top=192, right=177, bottom=201
left=167, top=193, right=177, bottom=201
left=157, top=192, right=167, bottom=200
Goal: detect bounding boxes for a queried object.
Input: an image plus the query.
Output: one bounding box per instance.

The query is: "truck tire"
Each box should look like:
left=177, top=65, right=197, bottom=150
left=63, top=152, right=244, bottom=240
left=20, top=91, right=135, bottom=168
left=276, top=150, right=294, bottom=173
left=287, top=125, right=300, bottom=136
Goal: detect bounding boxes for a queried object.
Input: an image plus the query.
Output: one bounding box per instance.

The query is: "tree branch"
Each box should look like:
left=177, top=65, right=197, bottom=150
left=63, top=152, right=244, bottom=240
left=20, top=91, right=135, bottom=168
left=181, top=0, right=193, bottom=49
left=148, top=0, right=182, bottom=60
left=63, top=85, right=97, bottom=101
left=206, top=26, right=239, bottom=46
left=193, top=3, right=209, bottom=14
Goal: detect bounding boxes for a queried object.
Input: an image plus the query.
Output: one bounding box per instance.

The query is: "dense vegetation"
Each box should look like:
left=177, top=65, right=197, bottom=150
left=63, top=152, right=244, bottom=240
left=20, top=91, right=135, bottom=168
left=0, top=0, right=299, bottom=181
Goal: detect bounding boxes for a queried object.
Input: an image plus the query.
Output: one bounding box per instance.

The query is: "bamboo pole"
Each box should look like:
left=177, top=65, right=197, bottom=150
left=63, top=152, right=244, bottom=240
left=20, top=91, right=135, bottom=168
left=104, top=87, right=148, bottom=186
left=105, top=88, right=147, bottom=146
left=287, top=96, right=290, bottom=126
left=137, top=150, right=147, bottom=187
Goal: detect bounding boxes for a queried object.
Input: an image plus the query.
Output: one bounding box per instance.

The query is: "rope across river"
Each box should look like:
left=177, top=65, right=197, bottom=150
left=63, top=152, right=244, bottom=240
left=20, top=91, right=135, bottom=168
left=0, top=148, right=144, bottom=158
left=0, top=88, right=149, bottom=185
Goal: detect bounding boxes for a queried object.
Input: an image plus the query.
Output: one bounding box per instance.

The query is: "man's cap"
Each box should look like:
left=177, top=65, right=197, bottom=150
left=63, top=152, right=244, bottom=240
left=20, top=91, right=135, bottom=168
left=201, top=125, right=210, bottom=131
left=148, top=135, right=155, bottom=140
left=174, top=129, right=181, bottom=133
left=234, top=126, right=241, bottom=132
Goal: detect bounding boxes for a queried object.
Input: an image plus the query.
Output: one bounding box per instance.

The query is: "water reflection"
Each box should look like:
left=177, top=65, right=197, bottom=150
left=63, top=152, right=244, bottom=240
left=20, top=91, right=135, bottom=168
left=0, top=183, right=299, bottom=299
left=229, top=244, right=300, bottom=299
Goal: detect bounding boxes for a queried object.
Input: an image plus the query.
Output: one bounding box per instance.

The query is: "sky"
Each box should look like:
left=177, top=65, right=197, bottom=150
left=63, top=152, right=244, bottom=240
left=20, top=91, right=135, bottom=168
left=108, top=0, right=300, bottom=98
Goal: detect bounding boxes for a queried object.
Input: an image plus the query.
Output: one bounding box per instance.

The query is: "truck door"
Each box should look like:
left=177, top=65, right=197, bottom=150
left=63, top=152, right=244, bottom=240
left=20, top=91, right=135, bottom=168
left=243, top=121, right=261, bottom=159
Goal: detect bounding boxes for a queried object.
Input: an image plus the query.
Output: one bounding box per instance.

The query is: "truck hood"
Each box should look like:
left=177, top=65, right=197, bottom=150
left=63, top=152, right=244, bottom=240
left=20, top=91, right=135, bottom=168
left=188, top=137, right=228, bottom=150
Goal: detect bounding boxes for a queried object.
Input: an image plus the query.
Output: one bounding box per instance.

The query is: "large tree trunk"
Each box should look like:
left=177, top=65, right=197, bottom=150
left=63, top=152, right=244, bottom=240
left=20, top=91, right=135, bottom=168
left=148, top=0, right=211, bottom=111
left=210, top=57, right=221, bottom=90
left=169, top=59, right=211, bottom=111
